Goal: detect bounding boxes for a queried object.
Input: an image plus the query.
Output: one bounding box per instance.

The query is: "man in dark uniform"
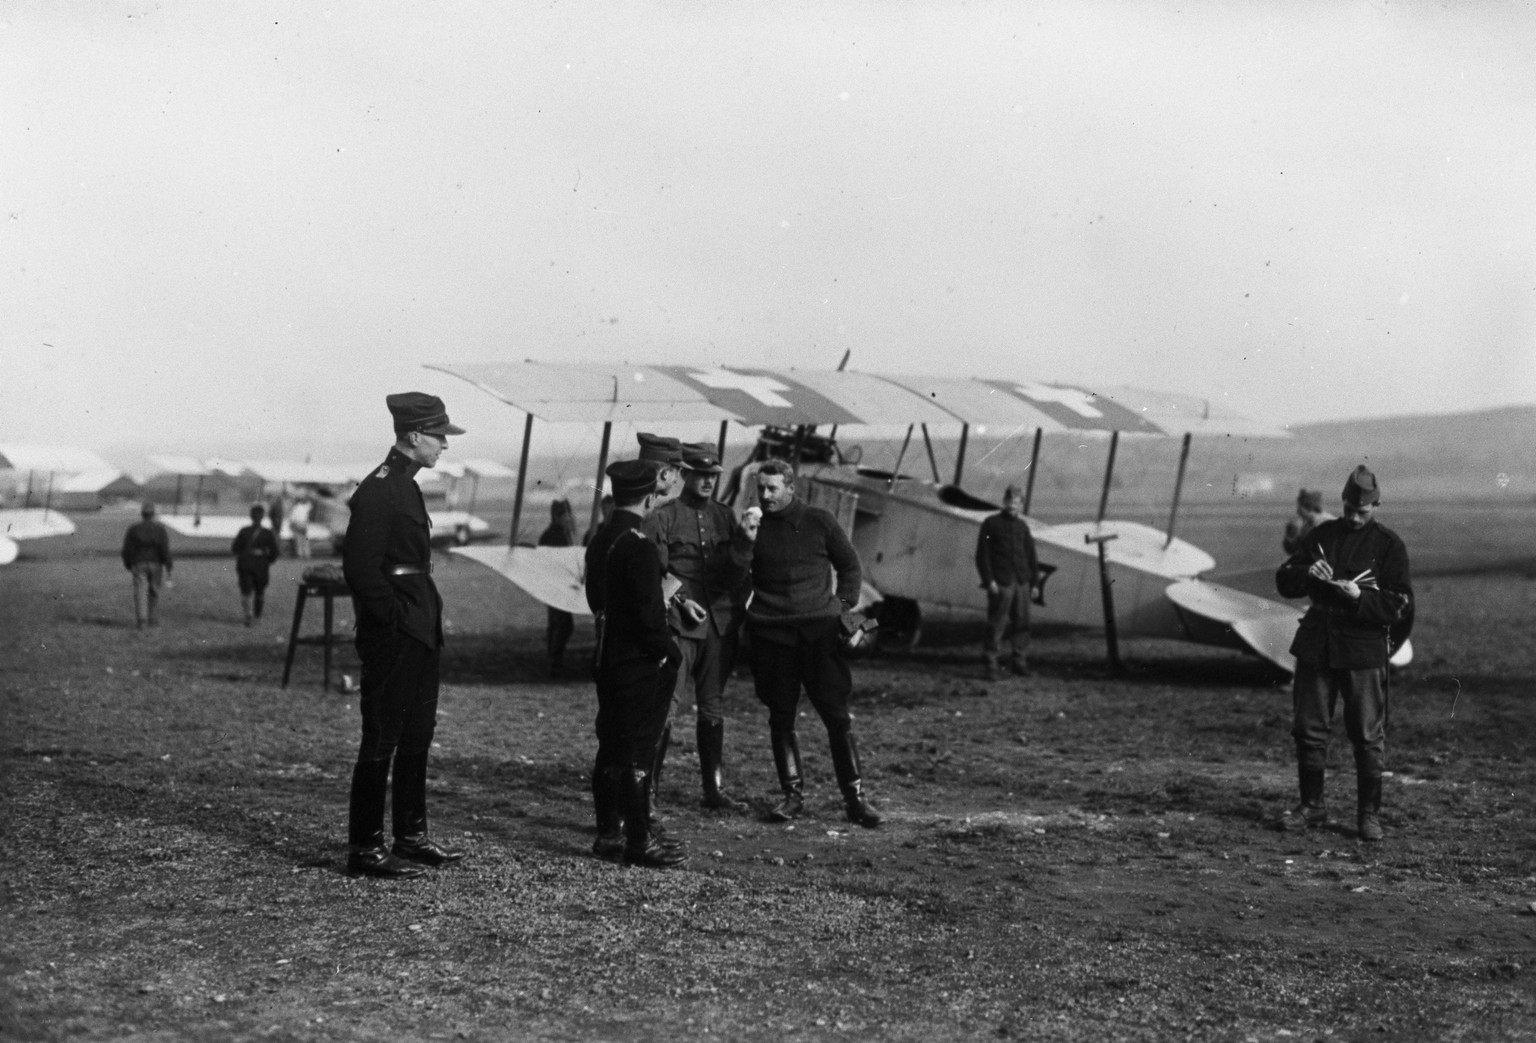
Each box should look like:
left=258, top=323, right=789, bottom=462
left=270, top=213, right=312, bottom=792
left=232, top=504, right=280, bottom=625
left=746, top=459, right=881, bottom=828
left=584, top=459, right=688, bottom=868
left=643, top=442, right=755, bottom=811
left=122, top=501, right=173, bottom=630
left=630, top=432, right=685, bottom=823
left=1275, top=465, right=1412, bottom=842
left=340, top=392, right=468, bottom=878
left=974, top=484, right=1041, bottom=681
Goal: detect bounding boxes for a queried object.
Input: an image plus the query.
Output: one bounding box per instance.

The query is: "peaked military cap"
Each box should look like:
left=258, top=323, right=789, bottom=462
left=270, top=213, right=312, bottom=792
left=681, top=442, right=724, bottom=474
left=636, top=432, right=683, bottom=465
left=1342, top=465, right=1380, bottom=506
left=1297, top=488, right=1323, bottom=511
left=387, top=392, right=465, bottom=436
left=607, top=459, right=660, bottom=500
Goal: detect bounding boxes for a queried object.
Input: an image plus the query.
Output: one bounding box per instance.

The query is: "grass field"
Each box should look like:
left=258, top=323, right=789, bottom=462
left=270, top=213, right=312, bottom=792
left=3, top=500, right=1534, bottom=1042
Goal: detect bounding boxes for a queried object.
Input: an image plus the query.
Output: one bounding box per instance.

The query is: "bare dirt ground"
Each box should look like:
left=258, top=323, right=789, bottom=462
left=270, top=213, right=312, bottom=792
left=3, top=505, right=1534, bottom=1042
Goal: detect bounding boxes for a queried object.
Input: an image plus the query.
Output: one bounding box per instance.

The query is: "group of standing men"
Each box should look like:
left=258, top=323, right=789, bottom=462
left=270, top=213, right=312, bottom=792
left=329, top=388, right=1415, bottom=881
left=582, top=436, right=883, bottom=869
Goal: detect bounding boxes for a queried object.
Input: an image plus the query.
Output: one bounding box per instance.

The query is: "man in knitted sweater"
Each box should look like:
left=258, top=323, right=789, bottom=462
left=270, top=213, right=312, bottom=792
left=744, top=459, right=881, bottom=828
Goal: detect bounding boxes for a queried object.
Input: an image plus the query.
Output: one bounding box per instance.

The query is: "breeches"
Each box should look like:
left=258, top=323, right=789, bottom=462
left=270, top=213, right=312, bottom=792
left=546, top=609, right=574, bottom=658
left=670, top=630, right=735, bottom=725
left=355, top=634, right=440, bottom=765
left=131, top=563, right=163, bottom=622
left=984, top=584, right=1031, bottom=659
left=1292, top=661, right=1386, bottom=776
left=595, top=658, right=677, bottom=772
left=237, top=567, right=270, bottom=595
left=750, top=627, right=852, bottom=734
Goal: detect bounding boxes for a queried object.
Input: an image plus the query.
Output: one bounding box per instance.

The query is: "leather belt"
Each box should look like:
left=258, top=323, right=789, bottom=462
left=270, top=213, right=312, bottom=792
left=386, top=563, right=432, bottom=576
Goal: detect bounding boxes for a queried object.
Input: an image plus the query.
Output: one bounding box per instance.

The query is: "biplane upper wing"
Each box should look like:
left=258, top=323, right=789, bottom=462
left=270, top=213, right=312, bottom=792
left=428, top=361, right=1290, bottom=437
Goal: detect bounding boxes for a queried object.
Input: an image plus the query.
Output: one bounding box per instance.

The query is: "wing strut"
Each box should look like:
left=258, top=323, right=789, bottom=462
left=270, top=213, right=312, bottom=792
left=1164, top=432, right=1192, bottom=549
left=1022, top=427, right=1042, bottom=514
left=920, top=424, right=941, bottom=483
left=510, top=413, right=534, bottom=546
left=953, top=424, right=970, bottom=487
left=889, top=426, right=915, bottom=491
left=1096, top=430, right=1120, bottom=525
left=589, top=421, right=613, bottom=538
left=714, top=420, right=729, bottom=502
left=173, top=475, right=184, bottom=515
left=193, top=474, right=205, bottom=525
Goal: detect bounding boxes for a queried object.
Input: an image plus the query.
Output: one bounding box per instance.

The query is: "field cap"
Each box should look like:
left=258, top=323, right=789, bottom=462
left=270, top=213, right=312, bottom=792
left=607, top=459, right=660, bottom=500
left=141, top=501, right=156, bottom=517
left=387, top=392, right=465, bottom=436
left=1003, top=484, right=1024, bottom=500
left=1298, top=488, right=1323, bottom=511
left=681, top=442, right=724, bottom=474
left=1342, top=465, right=1380, bottom=506
left=637, top=432, right=683, bottom=465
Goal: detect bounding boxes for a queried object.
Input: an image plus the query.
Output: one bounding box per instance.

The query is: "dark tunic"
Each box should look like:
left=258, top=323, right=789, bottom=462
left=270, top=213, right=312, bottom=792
left=122, top=519, right=173, bottom=570
left=342, top=448, right=442, bottom=651
left=1275, top=517, right=1412, bottom=671
left=974, top=512, right=1038, bottom=588
left=642, top=490, right=754, bottom=638
left=232, top=524, right=280, bottom=581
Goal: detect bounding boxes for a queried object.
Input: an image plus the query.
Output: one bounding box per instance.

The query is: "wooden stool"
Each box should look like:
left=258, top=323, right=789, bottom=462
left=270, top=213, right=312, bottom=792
left=281, top=577, right=352, bottom=691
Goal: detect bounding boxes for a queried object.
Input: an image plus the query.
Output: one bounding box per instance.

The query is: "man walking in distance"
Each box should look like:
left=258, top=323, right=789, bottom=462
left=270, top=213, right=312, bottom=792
left=1275, top=465, right=1412, bottom=842
left=643, top=442, right=756, bottom=811
left=745, top=459, right=881, bottom=828
left=122, top=501, right=173, bottom=630
left=584, top=459, right=688, bottom=868
left=974, top=484, right=1041, bottom=681
left=340, top=392, right=468, bottom=879
left=232, top=504, right=280, bottom=625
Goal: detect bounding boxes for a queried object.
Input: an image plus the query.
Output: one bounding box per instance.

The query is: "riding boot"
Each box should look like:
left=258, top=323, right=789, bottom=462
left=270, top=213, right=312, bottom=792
left=390, top=750, right=464, bottom=866
left=623, top=768, right=687, bottom=868
left=1280, top=766, right=1329, bottom=830
left=347, top=758, right=423, bottom=878
left=253, top=591, right=264, bottom=619
left=1356, top=772, right=1383, bottom=842
left=647, top=724, right=683, bottom=847
left=828, top=726, right=882, bottom=828
left=591, top=764, right=625, bottom=860
left=767, top=727, right=804, bottom=822
left=698, top=718, right=747, bottom=811
left=241, top=594, right=253, bottom=625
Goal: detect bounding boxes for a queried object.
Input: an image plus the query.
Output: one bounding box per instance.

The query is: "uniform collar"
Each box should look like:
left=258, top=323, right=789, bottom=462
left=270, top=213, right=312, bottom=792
left=385, top=446, right=422, bottom=479
left=680, top=489, right=713, bottom=510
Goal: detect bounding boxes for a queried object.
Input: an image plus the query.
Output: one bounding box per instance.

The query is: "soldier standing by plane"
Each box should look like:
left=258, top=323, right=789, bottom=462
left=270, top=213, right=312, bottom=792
left=340, top=392, right=467, bottom=878
left=1275, top=465, right=1412, bottom=842
left=584, top=459, right=687, bottom=868
left=974, top=484, right=1041, bottom=681
left=643, top=442, right=756, bottom=811
left=122, top=501, right=173, bottom=630
left=1282, top=488, right=1335, bottom=555
left=745, top=459, right=881, bottom=828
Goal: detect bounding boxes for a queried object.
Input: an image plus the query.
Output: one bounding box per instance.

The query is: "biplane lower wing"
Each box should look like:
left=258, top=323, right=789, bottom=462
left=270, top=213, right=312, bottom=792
left=1164, top=580, right=1301, bottom=674
left=1, top=508, right=77, bottom=542
left=453, top=545, right=592, bottom=616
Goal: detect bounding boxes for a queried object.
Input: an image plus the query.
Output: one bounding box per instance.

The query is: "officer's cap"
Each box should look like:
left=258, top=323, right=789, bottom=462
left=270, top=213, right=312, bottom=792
left=387, top=392, right=466, bottom=436
left=1297, top=488, right=1323, bottom=511
left=1342, top=465, right=1380, bottom=506
left=636, top=432, right=683, bottom=465
left=607, top=459, right=660, bottom=500
left=141, top=500, right=156, bottom=517
left=681, top=442, right=724, bottom=474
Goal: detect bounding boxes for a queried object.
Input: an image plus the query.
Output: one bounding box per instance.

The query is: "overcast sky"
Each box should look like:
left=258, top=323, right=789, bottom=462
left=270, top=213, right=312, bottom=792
left=4, top=1, right=1533, bottom=458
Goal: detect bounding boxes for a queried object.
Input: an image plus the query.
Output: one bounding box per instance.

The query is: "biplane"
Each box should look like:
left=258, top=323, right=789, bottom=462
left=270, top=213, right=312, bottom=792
left=426, top=361, right=1370, bottom=676
left=0, top=444, right=115, bottom=565
left=144, top=456, right=502, bottom=553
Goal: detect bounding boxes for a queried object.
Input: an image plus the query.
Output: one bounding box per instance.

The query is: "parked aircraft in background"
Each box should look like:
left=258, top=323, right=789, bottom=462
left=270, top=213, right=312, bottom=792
left=428, top=360, right=1411, bottom=675
left=0, top=444, right=116, bottom=565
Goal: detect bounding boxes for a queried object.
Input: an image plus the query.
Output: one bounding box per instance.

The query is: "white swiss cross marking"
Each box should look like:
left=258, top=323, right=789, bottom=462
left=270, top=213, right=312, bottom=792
left=689, top=368, right=795, bottom=408
left=1014, top=382, right=1103, bottom=418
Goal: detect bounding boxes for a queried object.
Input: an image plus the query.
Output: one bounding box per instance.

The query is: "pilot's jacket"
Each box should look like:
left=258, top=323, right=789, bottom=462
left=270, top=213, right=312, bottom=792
left=585, top=509, right=672, bottom=667
left=975, top=512, right=1038, bottom=588
left=1275, top=517, right=1411, bottom=671
left=342, top=447, right=443, bottom=650
left=746, top=498, right=861, bottom=634
left=642, top=490, right=754, bottom=639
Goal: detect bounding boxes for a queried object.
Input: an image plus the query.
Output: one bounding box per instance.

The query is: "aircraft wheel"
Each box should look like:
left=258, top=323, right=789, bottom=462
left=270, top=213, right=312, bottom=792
left=872, top=597, right=922, bottom=652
